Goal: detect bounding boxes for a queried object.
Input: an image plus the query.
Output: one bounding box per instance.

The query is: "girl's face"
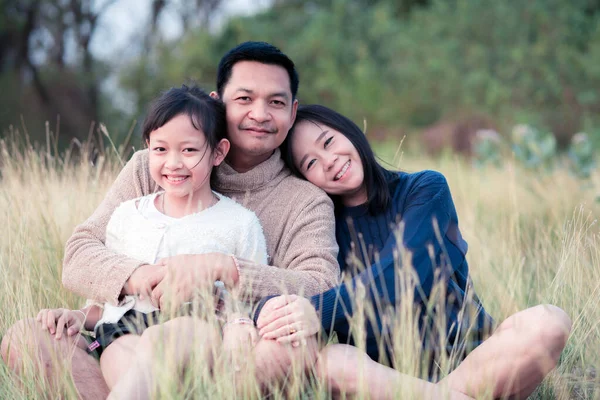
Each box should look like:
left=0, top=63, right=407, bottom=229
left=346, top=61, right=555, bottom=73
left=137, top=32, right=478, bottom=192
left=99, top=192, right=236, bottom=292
left=291, top=120, right=367, bottom=207
left=147, top=114, right=228, bottom=200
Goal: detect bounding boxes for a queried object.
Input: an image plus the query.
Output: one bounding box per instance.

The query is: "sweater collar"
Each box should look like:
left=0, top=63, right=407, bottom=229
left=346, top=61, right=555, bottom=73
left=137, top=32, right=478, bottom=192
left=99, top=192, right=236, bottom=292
left=214, top=149, right=289, bottom=192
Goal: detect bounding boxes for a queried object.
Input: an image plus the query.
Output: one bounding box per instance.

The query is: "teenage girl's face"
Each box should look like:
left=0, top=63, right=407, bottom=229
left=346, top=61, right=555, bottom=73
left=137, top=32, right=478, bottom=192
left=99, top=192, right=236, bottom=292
left=147, top=113, right=228, bottom=200
left=291, top=121, right=367, bottom=207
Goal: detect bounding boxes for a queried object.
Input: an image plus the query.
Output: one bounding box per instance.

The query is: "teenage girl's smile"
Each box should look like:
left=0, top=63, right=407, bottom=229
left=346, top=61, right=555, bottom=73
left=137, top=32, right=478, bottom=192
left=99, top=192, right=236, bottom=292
left=291, top=121, right=367, bottom=207
left=333, top=160, right=351, bottom=181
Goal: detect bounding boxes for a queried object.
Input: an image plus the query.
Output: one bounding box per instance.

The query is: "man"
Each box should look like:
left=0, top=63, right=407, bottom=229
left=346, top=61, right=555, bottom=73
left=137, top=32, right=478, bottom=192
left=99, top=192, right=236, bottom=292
left=1, top=41, right=339, bottom=399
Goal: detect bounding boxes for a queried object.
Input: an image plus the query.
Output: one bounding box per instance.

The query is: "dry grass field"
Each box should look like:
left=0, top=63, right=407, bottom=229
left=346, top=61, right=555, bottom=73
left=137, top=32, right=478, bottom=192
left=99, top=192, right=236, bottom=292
left=0, top=134, right=598, bottom=399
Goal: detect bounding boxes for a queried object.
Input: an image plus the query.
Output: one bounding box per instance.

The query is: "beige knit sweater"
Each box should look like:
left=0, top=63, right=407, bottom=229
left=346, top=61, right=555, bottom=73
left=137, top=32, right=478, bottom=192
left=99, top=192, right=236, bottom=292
left=62, top=149, right=340, bottom=305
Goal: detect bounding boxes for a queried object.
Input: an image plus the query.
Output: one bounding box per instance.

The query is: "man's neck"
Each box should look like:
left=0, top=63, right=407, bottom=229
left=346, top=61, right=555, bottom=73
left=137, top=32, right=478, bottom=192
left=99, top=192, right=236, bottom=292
left=226, top=150, right=274, bottom=173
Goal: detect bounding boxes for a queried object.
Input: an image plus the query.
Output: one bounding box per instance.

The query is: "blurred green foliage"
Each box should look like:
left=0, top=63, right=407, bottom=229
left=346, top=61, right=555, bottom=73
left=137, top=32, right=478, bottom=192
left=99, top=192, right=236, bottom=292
left=474, top=124, right=597, bottom=181
left=121, top=0, right=600, bottom=145
left=2, top=0, right=600, bottom=152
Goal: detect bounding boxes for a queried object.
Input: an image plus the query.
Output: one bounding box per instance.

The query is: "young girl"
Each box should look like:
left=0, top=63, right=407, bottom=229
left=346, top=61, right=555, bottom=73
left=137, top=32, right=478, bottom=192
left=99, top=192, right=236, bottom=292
left=36, top=85, right=267, bottom=393
left=254, top=104, right=571, bottom=399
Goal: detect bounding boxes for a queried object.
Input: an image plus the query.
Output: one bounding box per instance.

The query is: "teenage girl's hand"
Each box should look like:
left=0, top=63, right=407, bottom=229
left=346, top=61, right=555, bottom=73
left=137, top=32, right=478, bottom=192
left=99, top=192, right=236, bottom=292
left=36, top=308, right=85, bottom=340
left=256, top=295, right=321, bottom=346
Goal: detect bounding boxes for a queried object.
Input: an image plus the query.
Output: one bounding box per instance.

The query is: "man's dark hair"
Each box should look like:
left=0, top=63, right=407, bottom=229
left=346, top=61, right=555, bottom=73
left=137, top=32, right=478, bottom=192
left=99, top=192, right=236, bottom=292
left=216, top=41, right=299, bottom=99
left=142, top=84, right=227, bottom=152
left=282, top=104, right=393, bottom=214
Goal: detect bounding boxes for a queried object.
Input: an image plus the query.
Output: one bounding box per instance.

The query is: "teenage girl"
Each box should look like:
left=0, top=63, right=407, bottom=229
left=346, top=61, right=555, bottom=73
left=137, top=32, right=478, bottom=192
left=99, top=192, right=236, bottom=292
left=255, top=104, right=571, bottom=399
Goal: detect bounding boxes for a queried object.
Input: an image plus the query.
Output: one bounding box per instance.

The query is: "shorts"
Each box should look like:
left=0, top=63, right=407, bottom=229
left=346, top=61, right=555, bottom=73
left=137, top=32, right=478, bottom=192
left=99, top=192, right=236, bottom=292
left=85, top=309, right=161, bottom=358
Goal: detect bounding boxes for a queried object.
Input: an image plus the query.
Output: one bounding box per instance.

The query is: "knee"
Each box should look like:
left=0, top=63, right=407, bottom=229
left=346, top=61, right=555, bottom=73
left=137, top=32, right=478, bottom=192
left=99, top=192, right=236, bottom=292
left=137, top=323, right=172, bottom=358
left=318, top=344, right=367, bottom=395
left=521, top=305, right=571, bottom=365
left=1, top=318, right=37, bottom=369
left=535, top=305, right=571, bottom=356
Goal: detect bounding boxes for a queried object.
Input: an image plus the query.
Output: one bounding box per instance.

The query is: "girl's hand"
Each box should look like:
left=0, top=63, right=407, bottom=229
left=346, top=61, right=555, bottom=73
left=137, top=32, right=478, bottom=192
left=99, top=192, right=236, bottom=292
left=256, top=295, right=320, bottom=346
left=150, top=253, right=236, bottom=310
left=222, top=320, right=259, bottom=372
left=36, top=308, right=85, bottom=340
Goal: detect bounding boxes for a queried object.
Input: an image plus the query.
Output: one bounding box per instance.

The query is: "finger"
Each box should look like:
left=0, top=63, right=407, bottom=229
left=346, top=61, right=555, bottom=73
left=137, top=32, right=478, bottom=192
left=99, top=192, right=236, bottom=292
left=259, top=308, right=300, bottom=337
left=257, top=303, right=294, bottom=330
left=36, top=309, right=46, bottom=322
left=276, top=330, right=306, bottom=344
left=151, top=282, right=165, bottom=309
left=256, top=297, right=289, bottom=324
left=147, top=268, right=168, bottom=292
left=249, top=327, right=259, bottom=346
left=67, top=327, right=78, bottom=336
left=155, top=258, right=168, bottom=266
left=55, top=315, right=67, bottom=340
left=37, top=309, right=48, bottom=324
left=262, top=320, right=303, bottom=340
left=46, top=310, right=57, bottom=334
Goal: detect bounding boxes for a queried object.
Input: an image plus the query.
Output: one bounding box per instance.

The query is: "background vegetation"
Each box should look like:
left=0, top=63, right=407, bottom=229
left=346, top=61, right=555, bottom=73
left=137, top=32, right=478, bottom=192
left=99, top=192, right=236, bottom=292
left=1, top=0, right=599, bottom=398
left=2, top=0, right=600, bottom=151
left=0, top=137, right=598, bottom=399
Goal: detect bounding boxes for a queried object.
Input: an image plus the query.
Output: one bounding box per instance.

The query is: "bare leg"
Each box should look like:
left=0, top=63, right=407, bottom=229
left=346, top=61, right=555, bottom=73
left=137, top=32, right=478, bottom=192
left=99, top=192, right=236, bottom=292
left=108, top=316, right=219, bottom=400
left=440, top=304, right=572, bottom=399
left=99, top=335, right=141, bottom=389
left=318, top=344, right=473, bottom=400
left=1, top=318, right=109, bottom=400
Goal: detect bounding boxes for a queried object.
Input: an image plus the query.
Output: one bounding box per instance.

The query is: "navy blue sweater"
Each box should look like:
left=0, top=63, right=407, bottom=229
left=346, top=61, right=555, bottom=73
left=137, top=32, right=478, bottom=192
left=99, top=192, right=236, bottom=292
left=256, top=170, right=494, bottom=366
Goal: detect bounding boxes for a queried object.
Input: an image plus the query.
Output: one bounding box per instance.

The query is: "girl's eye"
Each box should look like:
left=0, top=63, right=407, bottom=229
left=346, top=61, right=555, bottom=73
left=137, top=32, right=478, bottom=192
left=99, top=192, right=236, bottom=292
left=153, top=147, right=165, bottom=152
left=183, top=148, right=198, bottom=153
left=307, top=159, right=316, bottom=170
left=324, top=137, right=333, bottom=148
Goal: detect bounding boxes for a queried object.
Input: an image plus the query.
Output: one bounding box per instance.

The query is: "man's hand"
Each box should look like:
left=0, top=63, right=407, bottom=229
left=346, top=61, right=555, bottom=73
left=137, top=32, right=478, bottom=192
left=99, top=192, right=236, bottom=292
left=122, top=263, right=166, bottom=299
left=149, top=253, right=239, bottom=310
left=257, top=295, right=320, bottom=347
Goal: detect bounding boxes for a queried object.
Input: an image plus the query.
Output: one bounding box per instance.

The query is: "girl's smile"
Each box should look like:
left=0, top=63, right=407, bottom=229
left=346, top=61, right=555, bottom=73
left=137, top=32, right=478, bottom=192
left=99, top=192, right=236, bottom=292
left=291, top=121, right=367, bottom=207
left=147, top=113, right=227, bottom=217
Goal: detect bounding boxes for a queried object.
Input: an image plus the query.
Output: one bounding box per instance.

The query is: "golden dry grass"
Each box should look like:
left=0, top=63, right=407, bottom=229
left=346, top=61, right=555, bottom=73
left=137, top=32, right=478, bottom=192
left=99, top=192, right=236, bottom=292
left=0, top=134, right=598, bottom=399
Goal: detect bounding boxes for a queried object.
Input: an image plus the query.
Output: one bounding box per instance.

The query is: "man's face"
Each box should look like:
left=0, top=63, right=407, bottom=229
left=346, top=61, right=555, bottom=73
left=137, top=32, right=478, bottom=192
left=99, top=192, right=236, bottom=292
left=220, top=61, right=298, bottom=169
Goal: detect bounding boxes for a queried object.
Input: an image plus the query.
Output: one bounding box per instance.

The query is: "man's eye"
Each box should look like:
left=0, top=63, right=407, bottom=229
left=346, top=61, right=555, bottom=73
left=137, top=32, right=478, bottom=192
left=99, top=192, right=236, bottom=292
left=307, top=159, right=316, bottom=170
left=237, top=96, right=251, bottom=101
left=272, top=100, right=285, bottom=106
left=324, top=137, right=333, bottom=148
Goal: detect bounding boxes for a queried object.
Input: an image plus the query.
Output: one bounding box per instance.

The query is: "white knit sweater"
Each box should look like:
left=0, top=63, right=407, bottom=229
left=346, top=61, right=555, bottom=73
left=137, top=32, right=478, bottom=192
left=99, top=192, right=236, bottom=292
left=96, top=191, right=267, bottom=327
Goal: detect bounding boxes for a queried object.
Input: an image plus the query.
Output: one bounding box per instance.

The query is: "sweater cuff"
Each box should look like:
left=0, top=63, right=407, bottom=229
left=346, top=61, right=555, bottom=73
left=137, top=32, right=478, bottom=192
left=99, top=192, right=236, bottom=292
left=252, top=295, right=279, bottom=325
left=104, top=259, right=146, bottom=305
left=236, top=258, right=263, bottom=294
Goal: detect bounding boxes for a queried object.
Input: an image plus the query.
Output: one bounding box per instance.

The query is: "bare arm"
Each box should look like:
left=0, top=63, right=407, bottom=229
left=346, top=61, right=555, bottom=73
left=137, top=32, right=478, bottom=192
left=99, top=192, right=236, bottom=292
left=62, top=150, right=156, bottom=304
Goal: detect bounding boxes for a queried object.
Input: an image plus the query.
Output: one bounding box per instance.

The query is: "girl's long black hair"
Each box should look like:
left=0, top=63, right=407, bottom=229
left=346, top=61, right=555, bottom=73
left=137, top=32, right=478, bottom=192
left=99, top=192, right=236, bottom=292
left=282, top=104, right=394, bottom=214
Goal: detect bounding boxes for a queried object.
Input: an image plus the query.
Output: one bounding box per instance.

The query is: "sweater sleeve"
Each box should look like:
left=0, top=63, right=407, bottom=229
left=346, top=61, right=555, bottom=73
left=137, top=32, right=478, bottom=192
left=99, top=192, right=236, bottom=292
left=235, top=195, right=340, bottom=298
left=310, top=172, right=463, bottom=332
left=62, top=150, right=155, bottom=305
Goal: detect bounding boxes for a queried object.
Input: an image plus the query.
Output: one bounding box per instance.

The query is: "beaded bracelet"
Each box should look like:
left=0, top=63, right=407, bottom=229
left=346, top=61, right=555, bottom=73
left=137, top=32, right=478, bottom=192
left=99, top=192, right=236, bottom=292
left=225, top=317, right=254, bottom=327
